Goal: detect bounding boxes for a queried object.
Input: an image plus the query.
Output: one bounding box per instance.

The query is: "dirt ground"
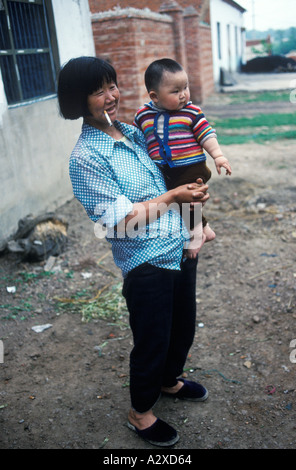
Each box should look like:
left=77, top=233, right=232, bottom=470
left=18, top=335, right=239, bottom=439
left=0, top=95, right=296, bottom=451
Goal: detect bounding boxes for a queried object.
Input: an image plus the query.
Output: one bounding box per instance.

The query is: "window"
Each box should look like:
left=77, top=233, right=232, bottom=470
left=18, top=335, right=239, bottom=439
left=227, top=24, right=231, bottom=70
left=217, top=22, right=222, bottom=60
left=235, top=26, right=239, bottom=58
left=0, top=0, right=58, bottom=105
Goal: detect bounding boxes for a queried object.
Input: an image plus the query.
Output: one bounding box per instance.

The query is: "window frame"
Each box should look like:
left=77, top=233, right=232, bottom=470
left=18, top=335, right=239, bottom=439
left=0, top=0, right=59, bottom=107
left=217, top=22, right=222, bottom=60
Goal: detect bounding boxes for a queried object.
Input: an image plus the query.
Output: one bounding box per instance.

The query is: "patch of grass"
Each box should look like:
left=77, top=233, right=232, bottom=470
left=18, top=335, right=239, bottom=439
left=212, top=111, right=296, bottom=145
left=54, top=281, right=129, bottom=326
left=212, top=112, right=296, bottom=129
left=55, top=287, right=94, bottom=312
left=0, top=270, right=54, bottom=288
left=81, top=282, right=128, bottom=326
left=228, top=90, right=290, bottom=104
left=0, top=271, right=56, bottom=321
left=218, top=129, right=296, bottom=145
left=0, top=300, right=33, bottom=321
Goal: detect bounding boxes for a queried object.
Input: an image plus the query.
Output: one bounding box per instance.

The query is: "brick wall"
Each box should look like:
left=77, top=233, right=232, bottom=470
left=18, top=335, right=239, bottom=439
left=89, top=0, right=205, bottom=15
left=199, top=24, right=215, bottom=100
left=91, top=1, right=214, bottom=123
left=92, top=11, right=175, bottom=123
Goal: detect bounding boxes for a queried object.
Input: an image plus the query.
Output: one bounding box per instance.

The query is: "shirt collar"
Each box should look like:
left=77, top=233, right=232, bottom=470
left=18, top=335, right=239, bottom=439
left=146, top=100, right=192, bottom=112
left=116, top=120, right=142, bottom=143
left=81, top=120, right=141, bottom=155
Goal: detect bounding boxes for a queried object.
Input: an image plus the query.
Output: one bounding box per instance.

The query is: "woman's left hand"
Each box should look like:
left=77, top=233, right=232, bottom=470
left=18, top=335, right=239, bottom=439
left=187, top=178, right=209, bottom=204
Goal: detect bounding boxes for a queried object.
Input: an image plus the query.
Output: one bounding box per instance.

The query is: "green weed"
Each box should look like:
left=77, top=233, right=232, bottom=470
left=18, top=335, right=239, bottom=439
left=80, top=282, right=128, bottom=326
left=0, top=300, right=33, bottom=321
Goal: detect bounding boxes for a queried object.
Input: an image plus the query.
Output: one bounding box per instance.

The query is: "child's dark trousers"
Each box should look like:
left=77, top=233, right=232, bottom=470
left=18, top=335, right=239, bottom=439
left=161, top=161, right=211, bottom=229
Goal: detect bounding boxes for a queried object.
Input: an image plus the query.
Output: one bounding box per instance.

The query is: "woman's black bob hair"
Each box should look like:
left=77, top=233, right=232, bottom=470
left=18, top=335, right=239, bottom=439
left=57, top=56, right=117, bottom=120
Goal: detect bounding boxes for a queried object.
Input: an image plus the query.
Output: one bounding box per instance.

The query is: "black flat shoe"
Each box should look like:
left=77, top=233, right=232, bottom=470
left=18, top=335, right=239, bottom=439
left=162, top=378, right=209, bottom=402
left=127, top=418, right=179, bottom=447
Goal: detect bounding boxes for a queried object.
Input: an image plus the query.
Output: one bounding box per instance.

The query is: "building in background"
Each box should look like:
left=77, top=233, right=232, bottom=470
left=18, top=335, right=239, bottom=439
left=89, top=0, right=246, bottom=91
left=209, top=0, right=246, bottom=85
left=245, top=35, right=272, bottom=62
left=0, top=0, right=95, bottom=245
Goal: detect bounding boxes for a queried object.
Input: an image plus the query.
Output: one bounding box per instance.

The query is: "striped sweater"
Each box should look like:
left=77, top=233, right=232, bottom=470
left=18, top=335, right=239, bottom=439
left=133, top=101, right=216, bottom=168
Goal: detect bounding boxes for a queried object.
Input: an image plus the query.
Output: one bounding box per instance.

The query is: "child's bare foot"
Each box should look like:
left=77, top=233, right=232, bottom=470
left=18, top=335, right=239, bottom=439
left=185, top=232, right=206, bottom=259
left=184, top=224, right=216, bottom=259
left=203, top=224, right=216, bottom=243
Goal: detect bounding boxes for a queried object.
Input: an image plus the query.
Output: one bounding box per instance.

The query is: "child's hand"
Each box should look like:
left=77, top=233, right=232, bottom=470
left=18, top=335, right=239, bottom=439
left=214, top=156, right=232, bottom=175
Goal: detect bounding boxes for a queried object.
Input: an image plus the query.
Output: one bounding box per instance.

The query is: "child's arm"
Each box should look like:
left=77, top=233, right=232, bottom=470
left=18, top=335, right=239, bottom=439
left=202, top=137, right=232, bottom=175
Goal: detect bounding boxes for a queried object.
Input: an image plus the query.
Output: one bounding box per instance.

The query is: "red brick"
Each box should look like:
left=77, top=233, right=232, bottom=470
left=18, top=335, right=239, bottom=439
left=91, top=1, right=214, bottom=122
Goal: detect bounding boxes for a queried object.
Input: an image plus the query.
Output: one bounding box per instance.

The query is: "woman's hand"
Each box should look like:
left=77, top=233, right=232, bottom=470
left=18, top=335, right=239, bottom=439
left=172, top=178, right=209, bottom=205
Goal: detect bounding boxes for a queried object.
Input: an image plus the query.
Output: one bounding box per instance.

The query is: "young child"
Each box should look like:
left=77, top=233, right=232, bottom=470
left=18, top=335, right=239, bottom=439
left=134, top=58, right=232, bottom=258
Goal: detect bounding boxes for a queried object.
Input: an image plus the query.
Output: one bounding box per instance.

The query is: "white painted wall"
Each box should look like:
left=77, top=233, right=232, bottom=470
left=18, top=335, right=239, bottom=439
left=52, top=0, right=95, bottom=66
left=210, top=0, right=246, bottom=85
left=0, top=0, right=95, bottom=245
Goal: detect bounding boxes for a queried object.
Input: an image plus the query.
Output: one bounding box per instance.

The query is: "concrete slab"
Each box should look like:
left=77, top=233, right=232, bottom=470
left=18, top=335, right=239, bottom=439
left=221, top=72, right=296, bottom=92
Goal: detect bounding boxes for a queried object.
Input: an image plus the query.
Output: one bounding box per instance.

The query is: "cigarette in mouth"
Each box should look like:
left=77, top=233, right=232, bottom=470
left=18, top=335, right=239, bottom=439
left=104, top=110, right=113, bottom=126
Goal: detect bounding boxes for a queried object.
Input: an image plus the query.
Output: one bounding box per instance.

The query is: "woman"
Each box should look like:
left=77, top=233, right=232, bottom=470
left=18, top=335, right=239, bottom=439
left=58, top=56, right=209, bottom=447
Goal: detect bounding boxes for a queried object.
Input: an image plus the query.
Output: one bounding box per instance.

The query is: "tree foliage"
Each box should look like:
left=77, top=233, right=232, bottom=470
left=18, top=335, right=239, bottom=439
left=247, top=27, right=296, bottom=56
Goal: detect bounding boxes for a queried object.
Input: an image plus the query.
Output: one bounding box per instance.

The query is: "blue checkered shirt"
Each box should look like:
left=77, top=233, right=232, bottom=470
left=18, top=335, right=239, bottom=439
left=69, top=121, right=189, bottom=276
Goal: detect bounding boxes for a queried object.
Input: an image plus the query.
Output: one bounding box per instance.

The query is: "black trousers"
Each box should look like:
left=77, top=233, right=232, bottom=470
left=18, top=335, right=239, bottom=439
left=122, top=258, right=198, bottom=413
left=161, top=161, right=212, bottom=228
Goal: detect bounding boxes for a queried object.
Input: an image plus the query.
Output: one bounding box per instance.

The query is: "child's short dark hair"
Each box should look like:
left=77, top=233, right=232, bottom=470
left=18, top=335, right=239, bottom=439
left=57, top=56, right=117, bottom=120
left=144, top=58, right=183, bottom=92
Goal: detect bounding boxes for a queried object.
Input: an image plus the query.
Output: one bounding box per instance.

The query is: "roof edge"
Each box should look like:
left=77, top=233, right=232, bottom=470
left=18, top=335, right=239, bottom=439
left=222, top=0, right=246, bottom=13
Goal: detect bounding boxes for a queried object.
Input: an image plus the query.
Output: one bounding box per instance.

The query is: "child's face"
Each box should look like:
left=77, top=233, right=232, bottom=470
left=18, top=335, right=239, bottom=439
left=150, top=70, right=190, bottom=111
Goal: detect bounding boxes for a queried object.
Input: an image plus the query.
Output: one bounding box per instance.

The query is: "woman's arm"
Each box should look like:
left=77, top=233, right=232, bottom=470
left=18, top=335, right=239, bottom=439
left=123, top=179, right=209, bottom=226
left=70, top=153, right=208, bottom=230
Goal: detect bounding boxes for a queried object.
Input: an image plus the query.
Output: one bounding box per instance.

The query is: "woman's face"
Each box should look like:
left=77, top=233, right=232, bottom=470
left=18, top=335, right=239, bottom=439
left=86, top=80, right=120, bottom=129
